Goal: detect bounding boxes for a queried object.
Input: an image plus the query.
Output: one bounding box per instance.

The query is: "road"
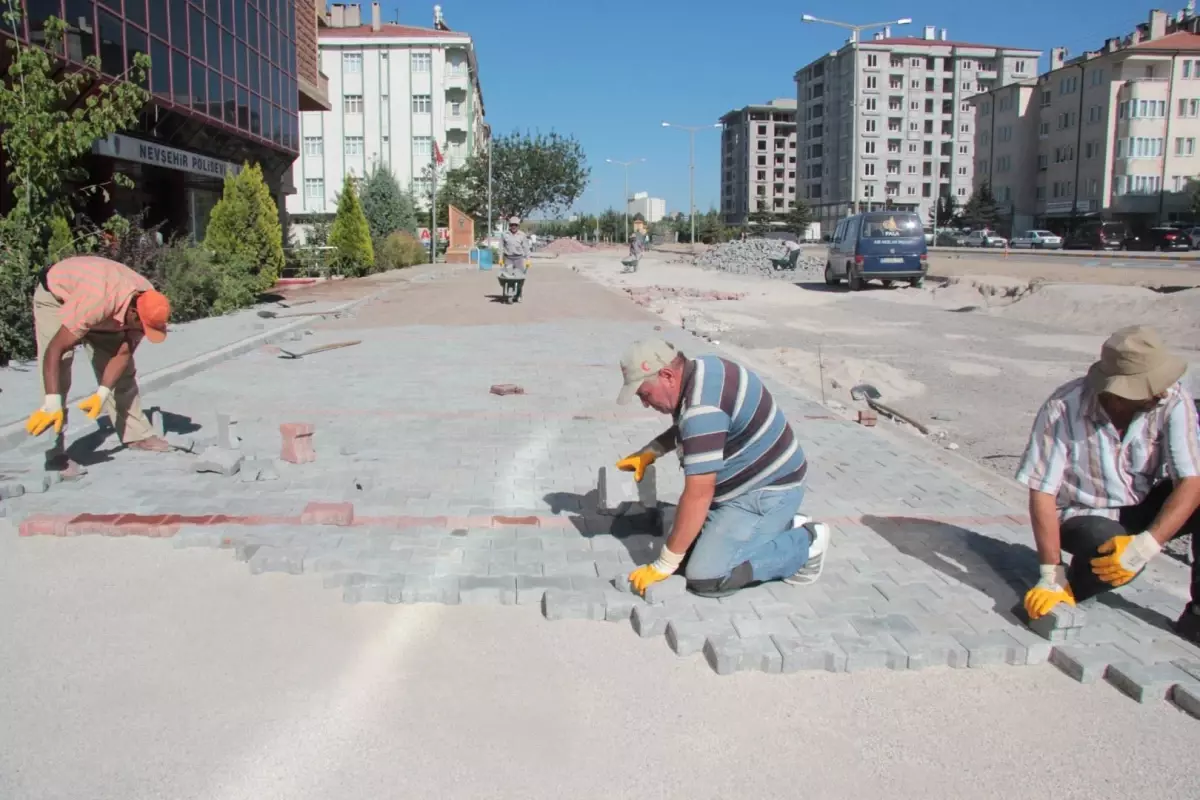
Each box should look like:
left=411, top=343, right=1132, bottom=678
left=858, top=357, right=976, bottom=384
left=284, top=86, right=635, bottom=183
left=933, top=247, right=1200, bottom=271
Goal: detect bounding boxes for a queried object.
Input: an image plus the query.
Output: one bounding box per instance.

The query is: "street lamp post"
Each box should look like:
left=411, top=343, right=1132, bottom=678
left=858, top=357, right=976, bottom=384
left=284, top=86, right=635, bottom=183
left=661, top=121, right=721, bottom=249
left=605, top=158, right=645, bottom=242
left=801, top=14, right=912, bottom=216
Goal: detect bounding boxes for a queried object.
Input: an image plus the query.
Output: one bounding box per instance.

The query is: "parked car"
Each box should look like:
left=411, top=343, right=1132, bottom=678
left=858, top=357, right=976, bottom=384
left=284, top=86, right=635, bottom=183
left=1010, top=230, right=1064, bottom=249
left=825, top=211, right=928, bottom=291
left=1181, top=226, right=1200, bottom=249
left=1122, top=227, right=1192, bottom=252
left=935, top=228, right=969, bottom=247
left=1063, top=221, right=1128, bottom=250
left=964, top=229, right=1008, bottom=248
left=923, top=227, right=934, bottom=245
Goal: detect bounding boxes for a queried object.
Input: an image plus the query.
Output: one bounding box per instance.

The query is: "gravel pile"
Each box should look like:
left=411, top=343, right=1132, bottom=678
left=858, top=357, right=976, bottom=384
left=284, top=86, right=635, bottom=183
left=696, top=239, right=824, bottom=280
left=540, top=238, right=591, bottom=255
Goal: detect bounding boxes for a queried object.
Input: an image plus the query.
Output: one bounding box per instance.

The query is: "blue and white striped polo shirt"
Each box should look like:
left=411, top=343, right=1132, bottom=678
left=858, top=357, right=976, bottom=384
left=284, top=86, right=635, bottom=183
left=675, top=355, right=808, bottom=504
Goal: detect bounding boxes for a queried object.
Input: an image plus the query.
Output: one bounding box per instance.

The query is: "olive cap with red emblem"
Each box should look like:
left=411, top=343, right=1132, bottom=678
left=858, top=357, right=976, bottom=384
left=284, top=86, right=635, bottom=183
left=616, top=338, right=680, bottom=405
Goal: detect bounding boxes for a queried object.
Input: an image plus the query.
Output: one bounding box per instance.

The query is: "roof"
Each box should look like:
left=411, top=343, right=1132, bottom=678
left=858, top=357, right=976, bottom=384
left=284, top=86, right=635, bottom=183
left=319, top=23, right=467, bottom=39
left=1130, top=31, right=1200, bottom=50
left=861, top=36, right=1040, bottom=52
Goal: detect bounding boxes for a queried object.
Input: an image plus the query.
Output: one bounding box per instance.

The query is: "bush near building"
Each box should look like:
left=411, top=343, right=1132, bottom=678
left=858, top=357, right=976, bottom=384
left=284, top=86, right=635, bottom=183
left=203, top=163, right=287, bottom=294
left=376, top=231, right=427, bottom=270
left=328, top=175, right=375, bottom=276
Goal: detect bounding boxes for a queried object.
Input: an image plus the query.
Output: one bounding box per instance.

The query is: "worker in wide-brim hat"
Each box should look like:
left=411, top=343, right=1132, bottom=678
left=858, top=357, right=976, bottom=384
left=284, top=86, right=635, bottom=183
left=1017, top=325, right=1200, bottom=643
left=500, top=216, right=532, bottom=302
left=26, top=254, right=173, bottom=471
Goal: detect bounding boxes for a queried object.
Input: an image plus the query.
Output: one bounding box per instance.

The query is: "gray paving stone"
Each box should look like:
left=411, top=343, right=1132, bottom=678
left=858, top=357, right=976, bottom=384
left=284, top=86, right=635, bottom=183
left=666, top=618, right=737, bottom=657
left=731, top=615, right=799, bottom=639
left=1170, top=683, right=1200, bottom=718
left=248, top=547, right=306, bottom=575
left=1172, top=659, right=1200, bottom=683
left=790, top=617, right=857, bottom=638
left=1106, top=661, right=1198, bottom=703
left=0, top=481, right=25, bottom=500
left=398, top=576, right=461, bottom=605
left=632, top=603, right=698, bottom=638
left=193, top=446, right=243, bottom=476
left=1049, top=644, right=1139, bottom=684
left=602, top=589, right=645, bottom=622
left=831, top=634, right=909, bottom=672
left=1028, top=604, right=1087, bottom=642
left=515, top=576, right=575, bottom=605
left=1004, top=628, right=1054, bottom=665
left=643, top=574, right=687, bottom=604
left=891, top=632, right=970, bottom=669
left=703, top=631, right=783, bottom=675
left=849, top=614, right=920, bottom=638
left=954, top=631, right=1030, bottom=668
left=542, top=589, right=606, bottom=621
left=458, top=576, right=517, bottom=605
left=542, top=561, right=600, bottom=578
left=172, top=529, right=227, bottom=549
left=773, top=634, right=849, bottom=673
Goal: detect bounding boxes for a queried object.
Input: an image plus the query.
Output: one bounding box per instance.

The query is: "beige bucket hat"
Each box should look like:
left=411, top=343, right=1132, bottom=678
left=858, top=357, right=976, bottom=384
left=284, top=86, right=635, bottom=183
left=1086, top=325, right=1187, bottom=401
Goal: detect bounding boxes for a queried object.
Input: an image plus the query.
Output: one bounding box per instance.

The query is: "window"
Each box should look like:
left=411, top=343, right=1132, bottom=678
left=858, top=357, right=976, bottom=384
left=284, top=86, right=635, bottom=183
left=864, top=163, right=876, bottom=176
left=1185, top=59, right=1200, bottom=79
left=958, top=165, right=969, bottom=175
left=1180, top=99, right=1200, bottom=118
left=908, top=142, right=919, bottom=153
left=1087, top=105, right=1102, bottom=124
left=345, top=136, right=364, bottom=156
left=888, top=96, right=902, bottom=111
left=909, top=121, right=920, bottom=132
left=1040, top=89, right=1051, bottom=107
left=957, top=187, right=967, bottom=197
left=1091, top=68, right=1105, bottom=86
left=303, top=136, right=323, bottom=156
left=889, top=75, right=903, bottom=89
left=864, top=119, right=877, bottom=132
left=958, top=144, right=968, bottom=155
left=1037, top=154, right=1048, bottom=170
left=412, top=52, right=431, bottom=72
left=907, top=164, right=917, bottom=174
left=412, top=94, right=432, bottom=113
left=343, top=52, right=363, bottom=74
left=413, top=136, right=432, bottom=157
left=1176, top=137, right=1196, bottom=156
left=864, top=141, right=876, bottom=154
left=961, top=123, right=972, bottom=134
left=1038, top=121, right=1049, bottom=139
left=304, top=178, right=324, bottom=208
left=866, top=76, right=878, bottom=89
left=344, top=94, right=363, bottom=114
left=864, top=98, right=877, bottom=111
left=888, top=118, right=902, bottom=132
left=866, top=54, right=878, bottom=67
left=1014, top=60, right=1027, bottom=74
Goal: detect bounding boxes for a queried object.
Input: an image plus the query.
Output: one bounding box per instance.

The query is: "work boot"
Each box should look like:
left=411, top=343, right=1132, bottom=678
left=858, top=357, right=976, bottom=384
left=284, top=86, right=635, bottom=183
left=784, top=518, right=832, bottom=586
left=126, top=436, right=170, bottom=453
left=1176, top=604, right=1200, bottom=645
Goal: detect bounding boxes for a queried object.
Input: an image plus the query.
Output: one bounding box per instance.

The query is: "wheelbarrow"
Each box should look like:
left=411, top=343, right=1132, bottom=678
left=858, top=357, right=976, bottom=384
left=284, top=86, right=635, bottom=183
left=497, top=267, right=526, bottom=304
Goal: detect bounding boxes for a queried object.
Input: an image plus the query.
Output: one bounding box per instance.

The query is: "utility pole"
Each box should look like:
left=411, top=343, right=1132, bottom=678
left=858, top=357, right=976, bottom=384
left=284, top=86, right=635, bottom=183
left=606, top=158, right=645, bottom=242
left=662, top=122, right=721, bottom=249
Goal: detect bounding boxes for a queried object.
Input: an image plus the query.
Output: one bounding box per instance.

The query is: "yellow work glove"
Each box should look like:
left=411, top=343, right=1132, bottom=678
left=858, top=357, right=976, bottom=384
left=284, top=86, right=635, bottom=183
left=628, top=546, right=685, bottom=596
left=1024, top=564, right=1075, bottom=620
left=25, top=395, right=64, bottom=437
left=1091, top=532, right=1161, bottom=587
left=77, top=386, right=112, bottom=421
left=616, top=449, right=658, bottom=483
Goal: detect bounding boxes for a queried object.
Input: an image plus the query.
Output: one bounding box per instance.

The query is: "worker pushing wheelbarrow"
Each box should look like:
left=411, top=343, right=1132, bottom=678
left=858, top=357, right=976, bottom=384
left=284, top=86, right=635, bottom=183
left=498, top=216, right=532, bottom=304
left=621, top=217, right=648, bottom=274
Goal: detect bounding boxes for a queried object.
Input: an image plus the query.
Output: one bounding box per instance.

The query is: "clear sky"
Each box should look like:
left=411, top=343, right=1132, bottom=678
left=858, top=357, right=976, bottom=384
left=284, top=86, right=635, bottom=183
left=381, top=0, right=1171, bottom=216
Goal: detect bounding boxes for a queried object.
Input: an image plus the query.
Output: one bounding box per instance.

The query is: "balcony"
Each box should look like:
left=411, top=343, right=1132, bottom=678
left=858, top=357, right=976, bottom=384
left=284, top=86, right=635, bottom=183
left=445, top=111, right=468, bottom=132
left=444, top=67, right=470, bottom=91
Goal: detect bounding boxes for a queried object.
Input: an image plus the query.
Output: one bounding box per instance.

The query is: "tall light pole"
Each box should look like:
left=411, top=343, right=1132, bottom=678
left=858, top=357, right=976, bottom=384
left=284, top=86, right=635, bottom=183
left=606, top=158, right=645, bottom=241
left=801, top=14, right=912, bottom=216
left=662, top=121, right=721, bottom=249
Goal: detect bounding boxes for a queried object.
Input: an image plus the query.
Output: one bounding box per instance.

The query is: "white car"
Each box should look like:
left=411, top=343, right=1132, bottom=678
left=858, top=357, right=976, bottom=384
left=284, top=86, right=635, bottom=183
left=1010, top=230, right=1063, bottom=249
left=964, top=229, right=1008, bottom=248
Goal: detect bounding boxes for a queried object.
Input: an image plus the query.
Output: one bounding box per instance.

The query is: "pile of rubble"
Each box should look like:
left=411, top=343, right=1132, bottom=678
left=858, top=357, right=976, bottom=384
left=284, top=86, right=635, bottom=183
left=696, top=239, right=824, bottom=280
left=624, top=286, right=745, bottom=308
left=540, top=238, right=591, bottom=256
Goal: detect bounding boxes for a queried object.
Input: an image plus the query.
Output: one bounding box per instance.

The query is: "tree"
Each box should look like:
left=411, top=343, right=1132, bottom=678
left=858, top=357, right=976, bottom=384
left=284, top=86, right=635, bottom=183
left=781, top=201, right=813, bottom=237
left=455, top=131, right=589, bottom=221
left=328, top=174, right=375, bottom=276
left=929, top=195, right=959, bottom=228
left=1190, top=178, right=1200, bottom=219
left=960, top=183, right=1000, bottom=230
left=203, top=163, right=286, bottom=293
left=360, top=165, right=417, bottom=242
left=748, top=199, right=776, bottom=228
left=0, top=1, right=150, bottom=360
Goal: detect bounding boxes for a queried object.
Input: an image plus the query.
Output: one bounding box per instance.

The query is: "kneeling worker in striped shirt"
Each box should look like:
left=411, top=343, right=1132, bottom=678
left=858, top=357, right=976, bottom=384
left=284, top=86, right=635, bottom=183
left=1017, top=325, right=1200, bottom=644
left=25, top=255, right=172, bottom=468
left=614, top=338, right=830, bottom=597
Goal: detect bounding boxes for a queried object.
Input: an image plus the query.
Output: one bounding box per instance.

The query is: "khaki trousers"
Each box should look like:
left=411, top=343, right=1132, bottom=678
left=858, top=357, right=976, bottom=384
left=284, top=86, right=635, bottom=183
left=32, top=284, right=155, bottom=456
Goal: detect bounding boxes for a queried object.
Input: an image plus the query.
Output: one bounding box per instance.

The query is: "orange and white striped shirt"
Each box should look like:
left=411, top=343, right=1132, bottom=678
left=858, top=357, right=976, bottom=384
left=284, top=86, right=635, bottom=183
left=45, top=256, right=153, bottom=338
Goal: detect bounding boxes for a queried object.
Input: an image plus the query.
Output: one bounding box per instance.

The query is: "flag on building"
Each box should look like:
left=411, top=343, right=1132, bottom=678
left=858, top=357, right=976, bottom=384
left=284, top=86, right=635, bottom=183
left=433, top=140, right=445, bottom=167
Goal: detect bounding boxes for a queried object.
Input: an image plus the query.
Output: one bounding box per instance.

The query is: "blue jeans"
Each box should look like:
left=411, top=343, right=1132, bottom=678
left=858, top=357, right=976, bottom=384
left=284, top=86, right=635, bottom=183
left=683, top=485, right=810, bottom=597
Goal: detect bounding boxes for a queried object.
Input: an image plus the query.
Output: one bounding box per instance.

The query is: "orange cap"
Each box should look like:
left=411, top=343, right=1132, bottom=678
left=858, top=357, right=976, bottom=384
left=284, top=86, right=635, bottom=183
left=136, top=290, right=170, bottom=343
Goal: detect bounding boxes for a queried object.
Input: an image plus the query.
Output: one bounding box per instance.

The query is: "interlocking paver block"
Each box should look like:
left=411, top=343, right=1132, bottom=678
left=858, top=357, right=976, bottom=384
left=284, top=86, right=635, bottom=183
left=597, top=466, right=647, bottom=516
left=215, top=413, right=240, bottom=449
left=632, top=603, right=698, bottom=638
left=891, top=632, right=970, bottom=669
left=831, top=634, right=909, bottom=672
left=773, top=634, right=849, bottom=673
left=1172, top=659, right=1200, bottom=683
left=790, top=617, right=857, bottom=638
left=703, top=631, right=783, bottom=675
left=300, top=502, right=354, bottom=526
left=954, top=631, right=1030, bottom=668
left=1003, top=628, right=1054, bottom=665
left=1028, top=604, right=1087, bottom=642
left=666, top=618, right=737, bottom=657
left=643, top=574, right=687, bottom=604
left=602, top=589, right=645, bottom=622
left=1171, top=683, right=1200, bottom=718
left=1106, top=661, right=1197, bottom=704
left=398, top=576, right=460, bottom=604
left=1049, top=644, right=1139, bottom=684
left=850, top=614, right=920, bottom=638
left=515, top=576, right=575, bottom=605
left=0, top=481, right=25, bottom=501
left=458, top=576, right=517, bottom=605
left=542, top=589, right=606, bottom=621
left=731, top=615, right=799, bottom=639
left=193, top=446, right=243, bottom=476
left=248, top=547, right=306, bottom=575
left=238, top=459, right=280, bottom=483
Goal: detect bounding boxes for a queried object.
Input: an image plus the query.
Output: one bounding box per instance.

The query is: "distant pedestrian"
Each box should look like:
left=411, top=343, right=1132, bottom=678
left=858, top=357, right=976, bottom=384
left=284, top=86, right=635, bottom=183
left=623, top=218, right=647, bottom=273
left=501, top=216, right=531, bottom=303
left=26, top=255, right=172, bottom=471
left=613, top=338, right=831, bottom=598
left=1016, top=325, right=1200, bottom=644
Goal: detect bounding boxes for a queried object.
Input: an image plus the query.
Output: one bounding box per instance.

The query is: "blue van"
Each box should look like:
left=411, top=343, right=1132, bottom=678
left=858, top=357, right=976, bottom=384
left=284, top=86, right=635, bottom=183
left=824, top=211, right=928, bottom=290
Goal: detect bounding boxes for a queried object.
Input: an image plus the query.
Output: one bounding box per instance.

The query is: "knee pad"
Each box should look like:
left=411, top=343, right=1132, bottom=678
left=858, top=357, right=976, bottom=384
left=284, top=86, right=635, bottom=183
left=686, top=561, right=754, bottom=597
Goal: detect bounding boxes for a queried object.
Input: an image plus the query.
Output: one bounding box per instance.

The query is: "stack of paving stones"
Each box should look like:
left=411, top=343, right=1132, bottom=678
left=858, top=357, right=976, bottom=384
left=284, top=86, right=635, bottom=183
left=695, top=239, right=824, bottom=280
left=3, top=318, right=1199, bottom=717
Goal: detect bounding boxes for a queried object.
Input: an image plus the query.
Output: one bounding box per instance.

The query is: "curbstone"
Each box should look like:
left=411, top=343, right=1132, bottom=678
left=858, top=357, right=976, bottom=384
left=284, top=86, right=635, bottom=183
left=602, top=588, right=645, bottom=622
left=850, top=614, right=920, bottom=639
left=1106, top=661, right=1198, bottom=704
left=643, top=574, right=687, bottom=604
left=193, top=446, right=243, bottom=476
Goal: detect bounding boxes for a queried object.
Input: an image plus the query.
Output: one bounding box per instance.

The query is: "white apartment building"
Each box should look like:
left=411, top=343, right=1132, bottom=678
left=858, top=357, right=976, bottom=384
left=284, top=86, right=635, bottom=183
left=719, top=99, right=797, bottom=225
left=972, top=8, right=1200, bottom=231
left=628, top=192, right=666, bottom=223
left=794, top=25, right=1041, bottom=231
left=286, top=3, right=486, bottom=221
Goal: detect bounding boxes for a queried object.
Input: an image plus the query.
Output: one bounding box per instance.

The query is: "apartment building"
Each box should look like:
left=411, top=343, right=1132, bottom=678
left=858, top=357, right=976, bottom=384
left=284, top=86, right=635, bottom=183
left=628, top=192, right=666, bottom=224
left=286, top=2, right=486, bottom=220
left=719, top=99, right=797, bottom=225
left=971, top=8, right=1200, bottom=231
left=970, top=81, right=1041, bottom=231
left=794, top=25, right=1041, bottom=232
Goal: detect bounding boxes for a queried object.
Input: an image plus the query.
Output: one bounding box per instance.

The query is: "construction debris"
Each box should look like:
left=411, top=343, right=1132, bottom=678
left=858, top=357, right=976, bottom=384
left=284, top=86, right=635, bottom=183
left=490, top=384, right=525, bottom=396
left=280, top=423, right=316, bottom=464
left=193, top=446, right=244, bottom=476
left=696, top=239, right=823, bottom=280
left=540, top=238, right=591, bottom=256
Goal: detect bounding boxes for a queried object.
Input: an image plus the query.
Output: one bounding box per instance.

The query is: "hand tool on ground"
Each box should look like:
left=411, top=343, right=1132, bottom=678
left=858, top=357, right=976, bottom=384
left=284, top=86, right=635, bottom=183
left=275, top=300, right=316, bottom=308
left=851, top=383, right=930, bottom=434
left=277, top=340, right=362, bottom=360
left=257, top=309, right=338, bottom=319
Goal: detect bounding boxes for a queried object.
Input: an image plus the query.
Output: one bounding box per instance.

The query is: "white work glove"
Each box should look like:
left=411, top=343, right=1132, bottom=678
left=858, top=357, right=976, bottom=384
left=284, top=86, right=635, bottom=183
left=1092, top=531, right=1162, bottom=587
left=1024, top=564, right=1075, bottom=620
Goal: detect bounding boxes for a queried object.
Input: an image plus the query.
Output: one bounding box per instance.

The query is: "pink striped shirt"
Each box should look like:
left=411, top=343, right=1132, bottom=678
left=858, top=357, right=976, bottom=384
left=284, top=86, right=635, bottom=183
left=46, top=256, right=153, bottom=338
left=1016, top=377, right=1200, bottom=520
